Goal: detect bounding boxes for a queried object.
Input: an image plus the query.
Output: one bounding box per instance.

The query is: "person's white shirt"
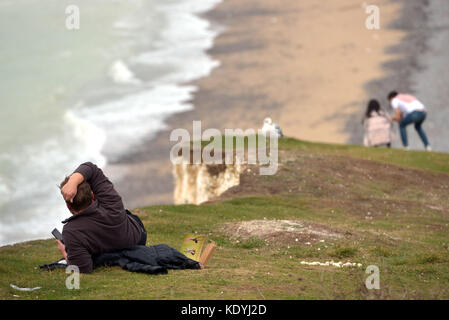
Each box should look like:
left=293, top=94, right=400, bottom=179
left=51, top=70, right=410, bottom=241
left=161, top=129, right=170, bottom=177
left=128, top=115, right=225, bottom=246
left=391, top=94, right=425, bottom=116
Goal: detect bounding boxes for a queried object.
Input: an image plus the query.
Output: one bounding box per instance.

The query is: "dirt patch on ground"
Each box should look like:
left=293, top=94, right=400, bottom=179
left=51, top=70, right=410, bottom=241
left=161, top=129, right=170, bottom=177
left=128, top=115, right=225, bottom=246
left=221, top=219, right=345, bottom=245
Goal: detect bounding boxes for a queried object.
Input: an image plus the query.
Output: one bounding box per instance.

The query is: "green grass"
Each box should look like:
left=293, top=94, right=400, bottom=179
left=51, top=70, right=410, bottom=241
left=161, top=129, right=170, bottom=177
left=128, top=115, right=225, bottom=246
left=1, top=138, right=449, bottom=300
left=278, top=137, right=449, bottom=173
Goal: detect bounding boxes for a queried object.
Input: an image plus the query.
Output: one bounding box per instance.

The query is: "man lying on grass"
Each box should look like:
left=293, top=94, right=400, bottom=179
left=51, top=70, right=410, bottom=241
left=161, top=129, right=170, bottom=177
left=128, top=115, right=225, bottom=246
left=57, top=162, right=147, bottom=273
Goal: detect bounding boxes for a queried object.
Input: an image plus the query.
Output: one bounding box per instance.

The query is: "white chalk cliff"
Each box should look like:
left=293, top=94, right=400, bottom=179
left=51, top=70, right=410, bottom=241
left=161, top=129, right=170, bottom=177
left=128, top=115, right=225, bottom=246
left=173, top=159, right=243, bottom=205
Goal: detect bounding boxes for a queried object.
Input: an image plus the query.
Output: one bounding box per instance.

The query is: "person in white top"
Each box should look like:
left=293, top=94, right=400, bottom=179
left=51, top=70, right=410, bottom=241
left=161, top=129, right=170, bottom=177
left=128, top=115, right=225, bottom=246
left=388, top=91, right=431, bottom=151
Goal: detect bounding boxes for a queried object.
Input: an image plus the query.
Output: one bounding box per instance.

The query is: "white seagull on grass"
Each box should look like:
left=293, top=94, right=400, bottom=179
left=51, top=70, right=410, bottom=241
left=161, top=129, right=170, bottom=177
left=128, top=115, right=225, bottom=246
left=261, top=117, right=283, bottom=138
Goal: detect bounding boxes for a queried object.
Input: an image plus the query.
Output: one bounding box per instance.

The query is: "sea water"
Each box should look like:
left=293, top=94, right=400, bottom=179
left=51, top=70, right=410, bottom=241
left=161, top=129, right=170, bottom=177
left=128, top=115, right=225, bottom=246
left=0, top=0, right=221, bottom=245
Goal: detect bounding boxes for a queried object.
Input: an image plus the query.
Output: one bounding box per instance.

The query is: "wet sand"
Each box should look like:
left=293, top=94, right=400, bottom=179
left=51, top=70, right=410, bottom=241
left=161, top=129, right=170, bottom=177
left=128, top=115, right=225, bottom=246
left=106, top=0, right=448, bottom=209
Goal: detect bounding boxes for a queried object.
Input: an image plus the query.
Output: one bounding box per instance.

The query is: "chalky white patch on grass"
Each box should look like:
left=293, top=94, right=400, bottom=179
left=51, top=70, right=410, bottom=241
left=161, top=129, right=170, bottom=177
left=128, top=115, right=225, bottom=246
left=221, top=219, right=343, bottom=245
left=300, top=261, right=363, bottom=268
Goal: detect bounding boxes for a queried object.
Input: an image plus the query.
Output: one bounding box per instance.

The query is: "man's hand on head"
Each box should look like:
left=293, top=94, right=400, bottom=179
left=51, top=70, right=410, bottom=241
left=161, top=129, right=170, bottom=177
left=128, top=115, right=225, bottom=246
left=61, top=172, right=84, bottom=202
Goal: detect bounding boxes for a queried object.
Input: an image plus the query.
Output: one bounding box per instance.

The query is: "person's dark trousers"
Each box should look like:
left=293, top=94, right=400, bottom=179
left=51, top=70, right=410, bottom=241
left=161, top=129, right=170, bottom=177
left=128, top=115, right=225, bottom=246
left=126, top=210, right=147, bottom=246
left=399, top=111, right=430, bottom=147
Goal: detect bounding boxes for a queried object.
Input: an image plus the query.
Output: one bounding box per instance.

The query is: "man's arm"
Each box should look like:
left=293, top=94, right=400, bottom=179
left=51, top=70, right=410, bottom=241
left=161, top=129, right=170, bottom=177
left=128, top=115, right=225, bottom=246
left=62, top=230, right=93, bottom=273
left=390, top=98, right=402, bottom=122
left=66, top=162, right=125, bottom=213
left=61, top=173, right=84, bottom=203
left=391, top=108, right=402, bottom=122
left=56, top=240, right=68, bottom=261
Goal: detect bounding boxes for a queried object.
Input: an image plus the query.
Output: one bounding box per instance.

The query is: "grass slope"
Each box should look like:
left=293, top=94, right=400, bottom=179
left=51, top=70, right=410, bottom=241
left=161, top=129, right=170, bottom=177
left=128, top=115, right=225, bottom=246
left=1, top=138, right=448, bottom=299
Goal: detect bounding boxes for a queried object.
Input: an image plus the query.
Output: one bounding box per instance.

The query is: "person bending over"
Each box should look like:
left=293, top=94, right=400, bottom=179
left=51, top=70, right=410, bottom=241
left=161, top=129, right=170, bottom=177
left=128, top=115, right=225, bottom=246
left=388, top=91, right=431, bottom=151
left=56, top=162, right=147, bottom=273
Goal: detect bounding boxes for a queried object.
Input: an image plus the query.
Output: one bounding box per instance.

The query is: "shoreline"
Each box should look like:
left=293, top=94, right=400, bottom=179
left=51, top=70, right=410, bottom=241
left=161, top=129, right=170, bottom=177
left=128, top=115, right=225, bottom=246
left=107, top=0, right=442, bottom=209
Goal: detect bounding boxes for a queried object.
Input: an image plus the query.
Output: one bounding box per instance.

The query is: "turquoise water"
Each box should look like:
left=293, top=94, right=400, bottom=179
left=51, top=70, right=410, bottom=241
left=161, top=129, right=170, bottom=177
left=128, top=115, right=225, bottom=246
left=0, top=0, right=221, bottom=245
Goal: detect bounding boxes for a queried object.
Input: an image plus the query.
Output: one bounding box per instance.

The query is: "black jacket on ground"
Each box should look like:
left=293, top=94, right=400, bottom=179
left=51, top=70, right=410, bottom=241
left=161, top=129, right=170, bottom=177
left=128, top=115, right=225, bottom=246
left=40, top=244, right=201, bottom=275
left=93, top=244, right=200, bottom=274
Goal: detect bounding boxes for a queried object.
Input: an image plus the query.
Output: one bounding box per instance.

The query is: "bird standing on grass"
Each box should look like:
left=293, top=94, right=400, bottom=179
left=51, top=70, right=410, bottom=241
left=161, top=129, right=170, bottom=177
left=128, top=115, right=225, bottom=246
left=262, top=117, right=283, bottom=138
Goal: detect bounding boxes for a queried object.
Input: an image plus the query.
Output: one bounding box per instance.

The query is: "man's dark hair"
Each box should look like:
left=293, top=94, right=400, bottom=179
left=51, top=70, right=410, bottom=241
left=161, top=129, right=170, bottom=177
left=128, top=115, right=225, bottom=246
left=388, top=91, right=398, bottom=100
left=60, top=177, right=93, bottom=212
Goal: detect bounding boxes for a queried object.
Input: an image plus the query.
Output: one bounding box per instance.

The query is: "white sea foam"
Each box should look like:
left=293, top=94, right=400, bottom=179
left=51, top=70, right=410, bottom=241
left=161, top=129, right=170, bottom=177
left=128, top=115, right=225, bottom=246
left=64, top=110, right=107, bottom=167
left=78, top=0, right=222, bottom=160
left=159, top=0, right=222, bottom=14
left=77, top=84, right=196, bottom=159
left=113, top=20, right=141, bottom=30
left=133, top=0, right=222, bottom=84
left=0, top=0, right=222, bottom=246
left=0, top=134, right=105, bottom=245
left=108, top=60, right=142, bottom=85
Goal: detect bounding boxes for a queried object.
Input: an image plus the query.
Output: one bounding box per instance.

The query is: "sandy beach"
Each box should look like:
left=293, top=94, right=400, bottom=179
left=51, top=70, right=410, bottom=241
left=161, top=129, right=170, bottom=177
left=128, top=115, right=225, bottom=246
left=107, top=0, right=447, bottom=209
